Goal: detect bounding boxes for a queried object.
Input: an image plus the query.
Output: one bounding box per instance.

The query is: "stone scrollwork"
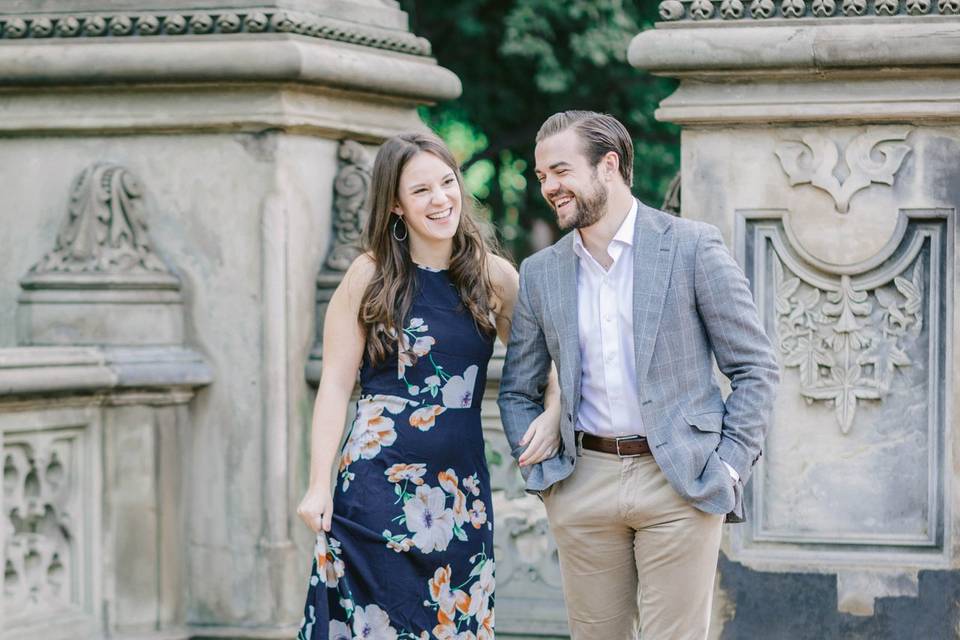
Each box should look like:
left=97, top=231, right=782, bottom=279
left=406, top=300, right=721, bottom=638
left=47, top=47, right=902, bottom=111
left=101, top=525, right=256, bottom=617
left=774, top=127, right=912, bottom=214
left=324, top=141, right=373, bottom=272
left=0, top=10, right=432, bottom=56
left=4, top=430, right=81, bottom=619
left=27, top=163, right=171, bottom=277
left=774, top=257, right=924, bottom=434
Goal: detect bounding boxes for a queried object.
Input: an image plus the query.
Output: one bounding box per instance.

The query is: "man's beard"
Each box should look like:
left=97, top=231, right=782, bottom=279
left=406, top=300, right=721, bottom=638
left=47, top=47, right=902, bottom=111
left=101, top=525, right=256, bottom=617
left=556, top=180, right=608, bottom=230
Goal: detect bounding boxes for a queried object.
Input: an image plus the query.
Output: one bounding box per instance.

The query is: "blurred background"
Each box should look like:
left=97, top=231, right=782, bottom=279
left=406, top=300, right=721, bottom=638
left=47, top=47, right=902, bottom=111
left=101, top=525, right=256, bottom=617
left=401, top=0, right=679, bottom=259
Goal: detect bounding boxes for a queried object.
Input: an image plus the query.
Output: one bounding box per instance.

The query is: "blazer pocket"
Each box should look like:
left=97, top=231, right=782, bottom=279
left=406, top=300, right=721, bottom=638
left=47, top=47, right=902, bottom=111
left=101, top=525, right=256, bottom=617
left=683, top=410, right=723, bottom=433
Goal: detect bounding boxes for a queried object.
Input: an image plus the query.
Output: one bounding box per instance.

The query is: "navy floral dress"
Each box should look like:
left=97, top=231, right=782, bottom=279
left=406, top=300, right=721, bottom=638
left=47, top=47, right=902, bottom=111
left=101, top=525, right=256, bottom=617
left=299, top=265, right=496, bottom=640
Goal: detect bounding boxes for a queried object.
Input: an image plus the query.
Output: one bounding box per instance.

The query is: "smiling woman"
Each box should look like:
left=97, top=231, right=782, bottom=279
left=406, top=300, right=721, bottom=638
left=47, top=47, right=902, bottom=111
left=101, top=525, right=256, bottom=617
left=294, top=131, right=562, bottom=639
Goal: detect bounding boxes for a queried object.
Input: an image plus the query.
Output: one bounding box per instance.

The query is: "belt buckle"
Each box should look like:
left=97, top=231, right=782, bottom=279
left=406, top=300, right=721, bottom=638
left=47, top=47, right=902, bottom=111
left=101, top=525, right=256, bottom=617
left=615, top=435, right=643, bottom=458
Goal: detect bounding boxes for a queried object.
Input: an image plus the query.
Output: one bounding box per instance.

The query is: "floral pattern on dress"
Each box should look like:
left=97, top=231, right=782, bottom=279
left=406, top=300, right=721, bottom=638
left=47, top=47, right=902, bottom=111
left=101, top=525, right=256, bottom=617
left=381, top=468, right=490, bottom=555
left=427, top=556, right=495, bottom=640
left=313, top=533, right=345, bottom=588
left=339, top=394, right=415, bottom=491
left=300, top=266, right=495, bottom=639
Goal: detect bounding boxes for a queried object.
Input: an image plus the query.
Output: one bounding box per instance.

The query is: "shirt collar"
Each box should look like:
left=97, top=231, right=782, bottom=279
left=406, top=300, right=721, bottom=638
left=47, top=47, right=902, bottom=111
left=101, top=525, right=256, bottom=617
left=572, top=199, right=638, bottom=261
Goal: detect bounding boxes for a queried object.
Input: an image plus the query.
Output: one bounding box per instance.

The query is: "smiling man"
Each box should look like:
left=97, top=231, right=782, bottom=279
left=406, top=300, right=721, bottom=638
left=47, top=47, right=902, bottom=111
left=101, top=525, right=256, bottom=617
left=498, top=111, right=779, bottom=639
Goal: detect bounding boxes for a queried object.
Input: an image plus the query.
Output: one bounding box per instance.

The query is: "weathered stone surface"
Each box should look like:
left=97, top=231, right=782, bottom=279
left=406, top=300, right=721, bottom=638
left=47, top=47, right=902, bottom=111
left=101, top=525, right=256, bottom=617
left=0, top=2, right=458, bottom=637
left=631, top=8, right=960, bottom=637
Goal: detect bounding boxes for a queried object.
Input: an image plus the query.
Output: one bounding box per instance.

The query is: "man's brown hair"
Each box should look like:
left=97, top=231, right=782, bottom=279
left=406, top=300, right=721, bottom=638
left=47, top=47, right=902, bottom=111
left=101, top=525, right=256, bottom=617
left=536, top=110, right=634, bottom=187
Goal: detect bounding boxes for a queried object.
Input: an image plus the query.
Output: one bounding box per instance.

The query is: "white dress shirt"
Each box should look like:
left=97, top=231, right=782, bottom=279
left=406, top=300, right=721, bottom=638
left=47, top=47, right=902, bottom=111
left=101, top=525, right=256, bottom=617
left=572, top=201, right=740, bottom=482
left=573, top=200, right=645, bottom=438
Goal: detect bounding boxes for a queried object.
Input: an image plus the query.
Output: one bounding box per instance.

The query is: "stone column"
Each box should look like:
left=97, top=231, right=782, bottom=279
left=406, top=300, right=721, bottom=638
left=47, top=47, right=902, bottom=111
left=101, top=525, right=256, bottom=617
left=0, top=2, right=458, bottom=638
left=631, top=2, right=959, bottom=635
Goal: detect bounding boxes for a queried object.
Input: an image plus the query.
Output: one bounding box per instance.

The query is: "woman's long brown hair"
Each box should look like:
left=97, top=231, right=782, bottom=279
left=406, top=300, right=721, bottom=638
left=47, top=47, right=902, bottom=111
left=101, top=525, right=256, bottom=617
left=359, top=132, right=498, bottom=365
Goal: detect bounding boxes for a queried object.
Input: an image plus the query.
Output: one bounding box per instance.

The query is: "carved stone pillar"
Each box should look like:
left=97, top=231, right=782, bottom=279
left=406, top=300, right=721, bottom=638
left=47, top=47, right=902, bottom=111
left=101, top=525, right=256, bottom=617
left=631, top=2, right=959, bottom=634
left=0, top=2, right=457, bottom=638
left=2, top=162, right=212, bottom=640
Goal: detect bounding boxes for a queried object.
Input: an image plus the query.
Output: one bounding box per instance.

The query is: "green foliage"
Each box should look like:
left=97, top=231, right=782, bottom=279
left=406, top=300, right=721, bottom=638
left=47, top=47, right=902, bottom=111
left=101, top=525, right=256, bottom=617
left=402, top=0, right=679, bottom=260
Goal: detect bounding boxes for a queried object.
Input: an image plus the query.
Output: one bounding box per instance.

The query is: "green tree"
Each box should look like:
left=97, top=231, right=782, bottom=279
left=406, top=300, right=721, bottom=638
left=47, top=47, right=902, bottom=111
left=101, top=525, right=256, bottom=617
left=401, top=0, right=679, bottom=260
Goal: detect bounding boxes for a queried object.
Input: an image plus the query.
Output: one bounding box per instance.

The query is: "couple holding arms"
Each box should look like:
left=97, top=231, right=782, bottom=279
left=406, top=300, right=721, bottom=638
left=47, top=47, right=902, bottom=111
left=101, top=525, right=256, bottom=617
left=296, top=111, right=779, bottom=640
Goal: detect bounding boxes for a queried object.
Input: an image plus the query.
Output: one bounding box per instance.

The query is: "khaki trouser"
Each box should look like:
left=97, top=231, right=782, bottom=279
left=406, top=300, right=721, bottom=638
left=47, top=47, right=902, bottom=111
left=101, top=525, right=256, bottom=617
left=542, top=446, right=724, bottom=640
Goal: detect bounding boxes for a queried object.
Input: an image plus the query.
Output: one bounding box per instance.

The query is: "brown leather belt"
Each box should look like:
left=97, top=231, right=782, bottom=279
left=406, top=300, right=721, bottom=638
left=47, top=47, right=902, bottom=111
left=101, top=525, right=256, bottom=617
left=579, top=433, right=652, bottom=457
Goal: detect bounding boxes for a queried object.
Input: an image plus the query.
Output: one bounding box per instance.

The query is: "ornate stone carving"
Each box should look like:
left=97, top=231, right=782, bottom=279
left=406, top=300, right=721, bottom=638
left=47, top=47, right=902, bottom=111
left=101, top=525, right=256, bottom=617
left=3, top=429, right=81, bottom=620
left=691, top=0, right=717, bottom=19
left=782, top=0, right=808, bottom=16
left=660, top=0, right=687, bottom=20
left=842, top=0, right=868, bottom=14
left=774, top=128, right=912, bottom=214
left=774, top=257, right=924, bottom=433
left=721, top=0, right=747, bottom=17
left=751, top=0, right=778, bottom=18
left=812, top=0, right=838, bottom=15
left=26, top=163, right=170, bottom=277
left=0, top=11, right=432, bottom=56
left=876, top=0, right=901, bottom=15
left=324, top=141, right=373, bottom=272
left=657, top=0, right=955, bottom=18
left=940, top=0, right=960, bottom=13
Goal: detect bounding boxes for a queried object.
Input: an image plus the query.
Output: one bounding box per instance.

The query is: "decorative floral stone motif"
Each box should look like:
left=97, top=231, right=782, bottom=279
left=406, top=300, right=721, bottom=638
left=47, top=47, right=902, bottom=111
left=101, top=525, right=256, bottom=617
left=4, top=430, right=82, bottom=619
left=774, top=258, right=924, bottom=433
left=26, top=163, right=171, bottom=277
left=774, top=127, right=912, bottom=214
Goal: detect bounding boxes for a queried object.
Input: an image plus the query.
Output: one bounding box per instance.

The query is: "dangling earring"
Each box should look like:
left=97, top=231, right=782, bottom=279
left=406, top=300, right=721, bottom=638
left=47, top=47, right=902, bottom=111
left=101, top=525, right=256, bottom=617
left=392, top=216, right=408, bottom=242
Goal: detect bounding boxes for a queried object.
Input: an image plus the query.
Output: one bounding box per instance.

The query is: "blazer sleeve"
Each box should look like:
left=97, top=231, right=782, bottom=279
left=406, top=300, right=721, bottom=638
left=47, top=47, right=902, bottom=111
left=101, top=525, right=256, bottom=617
left=694, top=224, right=780, bottom=482
left=497, top=258, right=554, bottom=461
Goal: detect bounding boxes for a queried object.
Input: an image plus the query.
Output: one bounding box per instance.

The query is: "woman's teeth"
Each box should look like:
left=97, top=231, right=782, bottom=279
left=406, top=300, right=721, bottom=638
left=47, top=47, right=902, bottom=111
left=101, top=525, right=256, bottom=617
left=427, top=208, right=452, bottom=220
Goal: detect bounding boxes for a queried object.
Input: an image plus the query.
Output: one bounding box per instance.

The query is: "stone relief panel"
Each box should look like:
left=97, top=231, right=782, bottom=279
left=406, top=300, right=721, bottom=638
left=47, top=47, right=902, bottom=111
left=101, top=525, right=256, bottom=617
left=3, top=423, right=91, bottom=629
left=775, top=127, right=912, bottom=214
left=324, top=141, right=372, bottom=273
left=773, top=258, right=923, bottom=434
left=734, top=211, right=949, bottom=563
left=25, top=162, right=172, bottom=278
left=772, top=126, right=915, bottom=271
left=307, top=140, right=375, bottom=383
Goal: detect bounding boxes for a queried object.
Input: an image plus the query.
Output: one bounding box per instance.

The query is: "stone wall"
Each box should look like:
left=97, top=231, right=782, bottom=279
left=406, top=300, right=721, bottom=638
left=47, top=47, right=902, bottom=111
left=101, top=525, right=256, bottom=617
left=0, top=2, right=459, bottom=638
left=631, top=2, right=960, bottom=636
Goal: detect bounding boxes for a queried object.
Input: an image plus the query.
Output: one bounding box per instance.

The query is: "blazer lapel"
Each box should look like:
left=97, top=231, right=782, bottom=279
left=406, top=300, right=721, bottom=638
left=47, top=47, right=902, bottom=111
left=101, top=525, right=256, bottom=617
left=551, top=235, right=582, bottom=413
left=633, top=201, right=677, bottom=384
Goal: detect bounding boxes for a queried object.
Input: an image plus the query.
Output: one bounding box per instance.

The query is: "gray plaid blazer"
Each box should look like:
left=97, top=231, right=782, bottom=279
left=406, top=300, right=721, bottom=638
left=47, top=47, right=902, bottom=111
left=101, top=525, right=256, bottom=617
left=497, top=200, right=779, bottom=522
